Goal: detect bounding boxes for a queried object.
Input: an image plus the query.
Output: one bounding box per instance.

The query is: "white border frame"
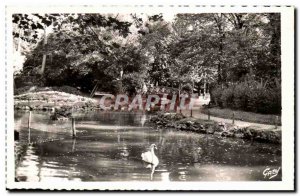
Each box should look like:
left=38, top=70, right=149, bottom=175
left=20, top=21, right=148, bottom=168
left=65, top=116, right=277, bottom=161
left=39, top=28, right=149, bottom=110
left=5, top=5, right=295, bottom=191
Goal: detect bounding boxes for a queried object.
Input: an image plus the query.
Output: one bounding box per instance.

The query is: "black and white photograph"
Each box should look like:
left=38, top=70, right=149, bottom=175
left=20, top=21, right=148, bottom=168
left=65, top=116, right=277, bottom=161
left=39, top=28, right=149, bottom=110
left=5, top=5, right=294, bottom=191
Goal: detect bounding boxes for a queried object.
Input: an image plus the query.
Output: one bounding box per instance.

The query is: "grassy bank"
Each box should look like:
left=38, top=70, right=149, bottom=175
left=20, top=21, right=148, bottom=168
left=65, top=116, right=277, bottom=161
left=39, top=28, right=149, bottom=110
left=14, top=90, right=98, bottom=111
left=201, top=107, right=281, bottom=125
left=150, top=112, right=281, bottom=144
left=14, top=85, right=83, bottom=96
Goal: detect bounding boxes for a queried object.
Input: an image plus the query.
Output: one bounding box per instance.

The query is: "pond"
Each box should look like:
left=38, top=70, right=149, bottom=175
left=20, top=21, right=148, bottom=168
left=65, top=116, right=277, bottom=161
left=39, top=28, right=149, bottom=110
left=14, top=111, right=281, bottom=182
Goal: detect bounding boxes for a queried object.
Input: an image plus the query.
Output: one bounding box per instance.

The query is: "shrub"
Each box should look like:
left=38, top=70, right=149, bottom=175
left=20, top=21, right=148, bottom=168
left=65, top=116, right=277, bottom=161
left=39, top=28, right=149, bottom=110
left=122, top=73, right=144, bottom=96
left=53, top=85, right=82, bottom=95
left=211, top=86, right=223, bottom=107
left=255, top=87, right=281, bottom=114
left=233, top=82, right=249, bottom=109
left=246, top=87, right=258, bottom=112
left=181, top=83, right=193, bottom=94
left=210, top=80, right=281, bottom=114
left=220, top=85, right=235, bottom=108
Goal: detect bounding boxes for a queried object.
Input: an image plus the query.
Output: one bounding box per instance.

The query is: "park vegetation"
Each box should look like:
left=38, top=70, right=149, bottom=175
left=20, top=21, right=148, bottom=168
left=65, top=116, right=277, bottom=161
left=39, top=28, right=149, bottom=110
left=13, top=13, right=281, bottom=114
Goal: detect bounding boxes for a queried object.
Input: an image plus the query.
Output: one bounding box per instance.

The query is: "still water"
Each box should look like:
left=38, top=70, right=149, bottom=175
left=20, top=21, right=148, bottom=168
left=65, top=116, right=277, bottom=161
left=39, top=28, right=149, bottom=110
left=14, top=111, right=281, bottom=182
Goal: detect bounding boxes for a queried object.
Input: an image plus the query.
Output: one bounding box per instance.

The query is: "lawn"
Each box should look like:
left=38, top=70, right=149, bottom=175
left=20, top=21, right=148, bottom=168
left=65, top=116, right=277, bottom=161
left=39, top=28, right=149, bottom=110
left=201, top=107, right=281, bottom=125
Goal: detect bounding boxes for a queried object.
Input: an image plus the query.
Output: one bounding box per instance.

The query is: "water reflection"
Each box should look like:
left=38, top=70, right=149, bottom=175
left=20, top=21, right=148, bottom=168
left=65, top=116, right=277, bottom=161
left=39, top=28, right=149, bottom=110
left=140, top=113, right=146, bottom=127
left=160, top=172, right=170, bottom=182
left=72, top=139, right=76, bottom=152
left=28, top=128, right=31, bottom=144
left=15, top=111, right=281, bottom=182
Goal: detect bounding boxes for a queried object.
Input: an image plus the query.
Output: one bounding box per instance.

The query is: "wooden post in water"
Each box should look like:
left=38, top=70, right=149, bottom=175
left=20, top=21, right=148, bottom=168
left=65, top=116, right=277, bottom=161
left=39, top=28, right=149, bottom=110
left=27, top=98, right=31, bottom=110
left=232, top=112, right=235, bottom=125
left=28, top=111, right=31, bottom=128
left=72, top=117, right=76, bottom=138
left=28, top=111, right=32, bottom=144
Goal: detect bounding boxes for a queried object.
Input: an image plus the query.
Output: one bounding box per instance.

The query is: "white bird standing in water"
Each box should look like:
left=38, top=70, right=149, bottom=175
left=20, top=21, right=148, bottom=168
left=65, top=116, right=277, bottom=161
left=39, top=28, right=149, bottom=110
left=141, top=144, right=159, bottom=180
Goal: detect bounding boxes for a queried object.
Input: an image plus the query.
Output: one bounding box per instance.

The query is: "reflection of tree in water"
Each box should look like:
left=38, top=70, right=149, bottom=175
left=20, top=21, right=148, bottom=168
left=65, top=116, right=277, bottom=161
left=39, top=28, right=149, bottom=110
left=154, top=131, right=281, bottom=168
left=15, top=143, right=43, bottom=182
left=14, top=111, right=27, bottom=121
left=157, top=132, right=204, bottom=166
left=127, top=113, right=137, bottom=126
left=15, top=142, right=28, bottom=180
left=139, top=113, right=147, bottom=127
left=14, top=111, right=281, bottom=181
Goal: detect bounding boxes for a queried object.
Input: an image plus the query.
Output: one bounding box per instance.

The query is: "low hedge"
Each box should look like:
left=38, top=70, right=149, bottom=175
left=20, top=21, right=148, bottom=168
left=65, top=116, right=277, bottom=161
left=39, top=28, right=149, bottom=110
left=211, top=81, right=281, bottom=114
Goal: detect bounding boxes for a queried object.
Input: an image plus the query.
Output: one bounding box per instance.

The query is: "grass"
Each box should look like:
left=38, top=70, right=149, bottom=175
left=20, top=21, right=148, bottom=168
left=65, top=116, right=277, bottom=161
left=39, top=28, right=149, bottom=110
left=202, top=107, right=281, bottom=125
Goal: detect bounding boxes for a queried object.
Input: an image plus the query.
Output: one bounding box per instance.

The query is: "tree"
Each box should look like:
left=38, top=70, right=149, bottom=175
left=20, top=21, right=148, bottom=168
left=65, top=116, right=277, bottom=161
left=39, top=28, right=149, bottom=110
left=13, top=14, right=63, bottom=75
left=17, top=14, right=150, bottom=94
left=13, top=13, right=132, bottom=78
left=130, top=14, right=176, bottom=88
left=15, top=12, right=281, bottom=110
left=169, top=14, right=220, bottom=92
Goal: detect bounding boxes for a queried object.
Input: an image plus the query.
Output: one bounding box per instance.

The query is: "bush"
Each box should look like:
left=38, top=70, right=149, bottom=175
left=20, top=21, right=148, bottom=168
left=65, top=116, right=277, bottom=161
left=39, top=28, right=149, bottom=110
left=246, top=86, right=260, bottom=112
left=211, top=80, right=281, bottom=114
left=233, top=82, right=250, bottom=109
left=255, top=87, right=281, bottom=114
left=122, top=73, right=144, bottom=96
left=220, top=85, right=235, bottom=108
left=52, top=85, right=82, bottom=95
left=181, top=83, right=193, bottom=94
left=211, top=86, right=223, bottom=107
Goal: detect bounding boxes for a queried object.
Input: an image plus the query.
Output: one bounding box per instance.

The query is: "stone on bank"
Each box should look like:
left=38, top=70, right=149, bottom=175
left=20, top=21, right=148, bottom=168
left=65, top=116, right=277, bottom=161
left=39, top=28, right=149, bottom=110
left=149, top=112, right=281, bottom=144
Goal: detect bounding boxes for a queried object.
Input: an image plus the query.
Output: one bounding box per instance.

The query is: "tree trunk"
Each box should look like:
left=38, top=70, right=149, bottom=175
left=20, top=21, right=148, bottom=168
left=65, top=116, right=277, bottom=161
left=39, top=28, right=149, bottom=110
left=14, top=29, right=22, bottom=89
left=214, top=14, right=224, bottom=84
left=192, top=80, right=195, bottom=95
left=175, top=83, right=182, bottom=112
left=17, top=29, right=22, bottom=52
left=269, top=13, right=281, bottom=78
left=90, top=82, right=99, bottom=97
left=219, top=32, right=226, bottom=84
left=41, top=28, right=47, bottom=75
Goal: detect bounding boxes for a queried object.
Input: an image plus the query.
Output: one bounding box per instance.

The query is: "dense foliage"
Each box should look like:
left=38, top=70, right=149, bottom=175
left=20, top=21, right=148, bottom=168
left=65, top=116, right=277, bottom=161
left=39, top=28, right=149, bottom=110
left=13, top=13, right=281, bottom=114
left=211, top=79, right=281, bottom=114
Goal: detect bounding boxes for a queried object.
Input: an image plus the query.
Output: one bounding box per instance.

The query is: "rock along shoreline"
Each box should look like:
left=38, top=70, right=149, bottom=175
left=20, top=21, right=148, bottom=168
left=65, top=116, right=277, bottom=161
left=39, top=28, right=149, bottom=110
left=149, top=112, right=281, bottom=144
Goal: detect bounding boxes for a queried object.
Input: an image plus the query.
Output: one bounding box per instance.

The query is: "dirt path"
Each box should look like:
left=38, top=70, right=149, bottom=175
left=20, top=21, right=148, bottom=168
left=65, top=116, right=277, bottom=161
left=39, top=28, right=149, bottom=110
left=176, top=96, right=281, bottom=131
left=180, top=109, right=281, bottom=131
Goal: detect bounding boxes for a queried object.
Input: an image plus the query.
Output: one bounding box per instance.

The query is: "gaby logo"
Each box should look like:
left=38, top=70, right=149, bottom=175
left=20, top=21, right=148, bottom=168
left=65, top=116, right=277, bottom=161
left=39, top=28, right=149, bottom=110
left=263, top=167, right=281, bottom=179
